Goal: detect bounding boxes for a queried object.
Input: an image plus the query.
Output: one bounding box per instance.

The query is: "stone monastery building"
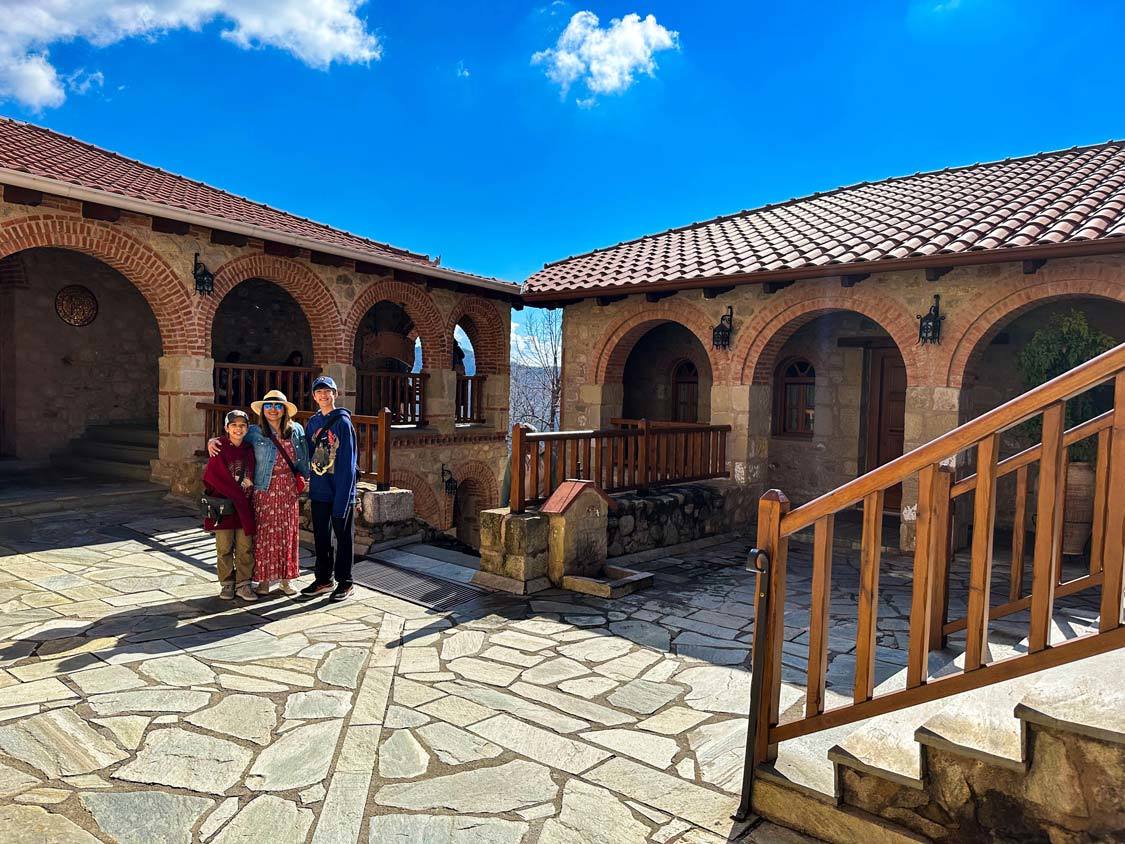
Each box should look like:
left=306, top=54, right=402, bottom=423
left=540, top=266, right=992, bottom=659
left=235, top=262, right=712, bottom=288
left=2, top=116, right=1125, bottom=548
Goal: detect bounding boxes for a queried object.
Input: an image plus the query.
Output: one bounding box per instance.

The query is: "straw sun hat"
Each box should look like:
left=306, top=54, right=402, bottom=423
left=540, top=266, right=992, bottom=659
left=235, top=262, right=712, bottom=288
left=250, top=389, right=299, bottom=417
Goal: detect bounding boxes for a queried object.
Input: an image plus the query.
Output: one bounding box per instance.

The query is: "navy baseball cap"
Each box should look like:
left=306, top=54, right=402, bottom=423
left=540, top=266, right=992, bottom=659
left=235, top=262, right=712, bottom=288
left=312, top=375, right=338, bottom=393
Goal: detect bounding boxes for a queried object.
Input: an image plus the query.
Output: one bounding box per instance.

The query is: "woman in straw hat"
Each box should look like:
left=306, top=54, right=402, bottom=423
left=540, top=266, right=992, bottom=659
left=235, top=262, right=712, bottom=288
left=245, top=390, right=309, bottom=597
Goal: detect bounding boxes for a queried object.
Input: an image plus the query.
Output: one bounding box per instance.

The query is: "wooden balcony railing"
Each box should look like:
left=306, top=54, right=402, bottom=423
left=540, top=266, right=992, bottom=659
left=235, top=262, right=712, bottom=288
left=736, top=341, right=1125, bottom=819
left=213, top=364, right=321, bottom=410
left=197, top=402, right=392, bottom=489
left=510, top=419, right=730, bottom=513
left=456, top=375, right=487, bottom=424
left=357, top=372, right=428, bottom=425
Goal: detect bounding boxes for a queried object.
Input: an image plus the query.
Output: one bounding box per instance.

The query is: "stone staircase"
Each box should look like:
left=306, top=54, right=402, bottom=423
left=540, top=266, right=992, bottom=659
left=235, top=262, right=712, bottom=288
left=753, top=621, right=1125, bottom=843
left=52, top=422, right=158, bottom=482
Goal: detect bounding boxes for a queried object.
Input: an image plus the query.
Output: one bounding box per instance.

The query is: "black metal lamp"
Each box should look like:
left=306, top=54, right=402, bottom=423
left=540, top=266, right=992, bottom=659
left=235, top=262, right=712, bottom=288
left=712, top=305, right=734, bottom=349
left=441, top=464, right=458, bottom=496
left=193, top=253, right=214, bottom=295
left=917, top=294, right=944, bottom=345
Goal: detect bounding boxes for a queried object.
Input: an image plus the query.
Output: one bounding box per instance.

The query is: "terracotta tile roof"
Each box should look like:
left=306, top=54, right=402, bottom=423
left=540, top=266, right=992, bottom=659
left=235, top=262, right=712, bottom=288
left=0, top=117, right=501, bottom=282
left=524, top=141, right=1125, bottom=297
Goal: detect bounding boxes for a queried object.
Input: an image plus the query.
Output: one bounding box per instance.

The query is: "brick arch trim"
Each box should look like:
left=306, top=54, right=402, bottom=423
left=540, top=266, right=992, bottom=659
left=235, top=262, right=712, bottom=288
left=391, top=468, right=446, bottom=529
left=453, top=459, right=500, bottom=511
left=593, top=302, right=726, bottom=385
left=447, top=297, right=508, bottom=375
left=944, top=275, right=1125, bottom=388
left=0, top=214, right=197, bottom=355
left=345, top=280, right=449, bottom=371
left=203, top=254, right=342, bottom=365
left=735, top=290, right=922, bottom=386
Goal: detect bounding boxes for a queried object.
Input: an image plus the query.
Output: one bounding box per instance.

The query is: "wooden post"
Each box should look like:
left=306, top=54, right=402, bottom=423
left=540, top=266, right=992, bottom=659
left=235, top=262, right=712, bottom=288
left=965, top=433, right=1000, bottom=671
left=637, top=419, right=650, bottom=492
left=376, top=408, right=391, bottom=491
left=806, top=514, right=834, bottom=717
left=753, top=490, right=789, bottom=764
left=927, top=467, right=954, bottom=652
left=1010, top=466, right=1029, bottom=600
left=1100, top=373, right=1125, bottom=632
left=1030, top=402, right=1066, bottom=651
left=1090, top=427, right=1110, bottom=576
left=854, top=489, right=885, bottom=703
left=511, top=424, right=526, bottom=514
left=908, top=464, right=941, bottom=688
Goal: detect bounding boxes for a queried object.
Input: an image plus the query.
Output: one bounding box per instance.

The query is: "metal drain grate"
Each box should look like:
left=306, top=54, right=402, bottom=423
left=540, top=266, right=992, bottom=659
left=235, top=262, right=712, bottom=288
left=351, top=559, right=484, bottom=611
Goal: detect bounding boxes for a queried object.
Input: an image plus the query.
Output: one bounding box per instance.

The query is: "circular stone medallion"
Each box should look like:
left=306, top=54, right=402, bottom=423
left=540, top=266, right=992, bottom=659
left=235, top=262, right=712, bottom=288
left=55, top=285, right=98, bottom=327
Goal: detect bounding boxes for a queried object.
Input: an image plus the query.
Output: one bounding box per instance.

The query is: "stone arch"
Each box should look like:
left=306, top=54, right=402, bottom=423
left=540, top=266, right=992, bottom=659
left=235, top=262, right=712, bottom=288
left=391, top=467, right=446, bottom=528
left=736, top=290, right=922, bottom=386
left=945, top=274, right=1125, bottom=388
left=203, top=254, right=342, bottom=364
left=447, top=297, right=508, bottom=375
left=453, top=459, right=500, bottom=511
left=0, top=214, right=196, bottom=354
left=593, top=302, right=726, bottom=385
left=345, top=280, right=449, bottom=371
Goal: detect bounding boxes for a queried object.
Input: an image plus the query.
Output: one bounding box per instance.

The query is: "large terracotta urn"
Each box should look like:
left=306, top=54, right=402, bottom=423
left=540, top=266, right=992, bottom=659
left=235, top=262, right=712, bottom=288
left=1062, top=461, right=1096, bottom=556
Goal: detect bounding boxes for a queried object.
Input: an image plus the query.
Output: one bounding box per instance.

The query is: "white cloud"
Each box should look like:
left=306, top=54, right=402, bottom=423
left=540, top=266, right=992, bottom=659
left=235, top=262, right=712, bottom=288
left=532, top=10, right=678, bottom=103
left=65, top=69, right=104, bottom=96
left=455, top=60, right=470, bottom=78
left=0, top=0, right=381, bottom=110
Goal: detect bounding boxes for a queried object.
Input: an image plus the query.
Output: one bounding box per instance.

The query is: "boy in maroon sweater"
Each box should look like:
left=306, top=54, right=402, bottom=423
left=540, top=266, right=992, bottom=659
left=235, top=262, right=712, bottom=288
left=203, top=410, right=257, bottom=600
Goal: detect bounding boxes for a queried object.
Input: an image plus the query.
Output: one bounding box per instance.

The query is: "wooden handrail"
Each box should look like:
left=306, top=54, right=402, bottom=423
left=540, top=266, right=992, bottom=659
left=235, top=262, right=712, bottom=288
left=742, top=340, right=1125, bottom=805
left=197, top=402, right=391, bottom=490
left=781, top=342, right=1125, bottom=536
left=509, top=419, right=731, bottom=513
left=455, top=374, right=487, bottom=424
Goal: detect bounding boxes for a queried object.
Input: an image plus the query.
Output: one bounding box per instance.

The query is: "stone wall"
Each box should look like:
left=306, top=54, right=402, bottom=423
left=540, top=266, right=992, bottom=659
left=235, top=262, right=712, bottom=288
left=605, top=480, right=757, bottom=557
left=211, top=277, right=314, bottom=366
left=621, top=321, right=713, bottom=422
left=6, top=248, right=160, bottom=459
left=559, top=254, right=1125, bottom=548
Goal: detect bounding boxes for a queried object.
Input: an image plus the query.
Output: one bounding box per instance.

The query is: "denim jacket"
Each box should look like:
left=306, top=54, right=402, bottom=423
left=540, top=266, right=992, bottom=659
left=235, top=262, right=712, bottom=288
left=245, top=423, right=310, bottom=490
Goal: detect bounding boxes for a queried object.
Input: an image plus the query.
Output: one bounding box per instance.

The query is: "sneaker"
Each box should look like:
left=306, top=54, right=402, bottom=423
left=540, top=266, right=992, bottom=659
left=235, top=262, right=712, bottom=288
left=299, top=580, right=335, bottom=598
left=278, top=580, right=298, bottom=596
left=219, top=583, right=235, bottom=600
left=235, top=584, right=258, bottom=602
left=255, top=581, right=273, bottom=596
left=329, top=583, right=354, bottom=603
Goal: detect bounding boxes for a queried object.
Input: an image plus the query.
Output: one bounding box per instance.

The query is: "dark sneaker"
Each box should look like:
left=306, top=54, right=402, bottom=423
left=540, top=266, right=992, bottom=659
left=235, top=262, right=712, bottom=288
left=328, top=583, right=354, bottom=603
left=299, top=580, right=335, bottom=598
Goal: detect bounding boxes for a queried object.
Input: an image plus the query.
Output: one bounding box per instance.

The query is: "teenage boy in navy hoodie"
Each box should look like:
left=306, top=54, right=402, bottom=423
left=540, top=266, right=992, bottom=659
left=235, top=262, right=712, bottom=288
left=300, top=375, right=358, bottom=602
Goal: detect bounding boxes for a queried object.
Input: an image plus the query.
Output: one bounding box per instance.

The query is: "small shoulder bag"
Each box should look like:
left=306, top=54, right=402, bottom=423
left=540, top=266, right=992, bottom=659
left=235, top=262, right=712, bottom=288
left=200, top=461, right=246, bottom=522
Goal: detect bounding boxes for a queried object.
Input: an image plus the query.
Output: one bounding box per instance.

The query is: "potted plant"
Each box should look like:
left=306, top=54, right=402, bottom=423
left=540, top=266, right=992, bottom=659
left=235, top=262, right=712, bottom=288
left=1017, top=310, right=1116, bottom=556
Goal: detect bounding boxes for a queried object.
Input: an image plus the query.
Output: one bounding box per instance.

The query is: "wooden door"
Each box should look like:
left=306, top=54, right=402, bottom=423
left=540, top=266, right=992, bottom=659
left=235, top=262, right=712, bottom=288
left=673, top=360, right=699, bottom=423
left=866, top=348, right=907, bottom=510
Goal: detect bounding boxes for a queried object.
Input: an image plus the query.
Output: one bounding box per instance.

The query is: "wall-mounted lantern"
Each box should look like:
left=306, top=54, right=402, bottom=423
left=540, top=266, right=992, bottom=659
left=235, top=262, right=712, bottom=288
left=712, top=305, right=734, bottom=349
left=441, top=464, right=458, bottom=496
left=917, top=294, right=944, bottom=345
left=192, top=253, right=215, bottom=295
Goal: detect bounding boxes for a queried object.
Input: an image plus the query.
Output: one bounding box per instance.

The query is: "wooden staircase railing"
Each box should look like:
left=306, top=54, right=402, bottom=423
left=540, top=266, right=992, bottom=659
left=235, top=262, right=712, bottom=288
left=736, top=341, right=1125, bottom=820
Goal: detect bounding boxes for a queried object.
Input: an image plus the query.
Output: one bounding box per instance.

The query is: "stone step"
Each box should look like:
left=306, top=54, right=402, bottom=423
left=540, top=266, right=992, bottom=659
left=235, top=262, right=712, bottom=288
left=758, top=689, right=856, bottom=802
left=82, top=424, right=158, bottom=447
left=1014, top=647, right=1125, bottom=747
left=70, top=439, right=158, bottom=466
left=53, top=455, right=153, bottom=482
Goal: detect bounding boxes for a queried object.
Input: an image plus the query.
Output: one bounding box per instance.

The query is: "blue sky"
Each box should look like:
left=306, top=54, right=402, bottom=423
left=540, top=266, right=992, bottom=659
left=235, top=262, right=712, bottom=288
left=3, top=0, right=1125, bottom=297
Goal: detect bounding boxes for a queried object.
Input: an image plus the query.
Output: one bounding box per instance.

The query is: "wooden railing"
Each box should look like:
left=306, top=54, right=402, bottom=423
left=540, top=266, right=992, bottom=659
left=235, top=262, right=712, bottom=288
left=456, top=375, right=487, bottom=424
left=736, top=341, right=1125, bottom=818
left=213, top=364, right=321, bottom=409
left=509, top=419, right=730, bottom=513
left=356, top=372, right=428, bottom=425
left=197, top=403, right=392, bottom=489
left=610, top=417, right=712, bottom=429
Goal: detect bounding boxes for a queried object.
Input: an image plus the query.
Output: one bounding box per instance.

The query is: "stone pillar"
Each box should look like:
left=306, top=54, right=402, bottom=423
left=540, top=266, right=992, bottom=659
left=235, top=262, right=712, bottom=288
left=321, top=362, right=356, bottom=408
left=711, top=382, right=754, bottom=485
left=573, top=383, right=621, bottom=430
left=900, top=385, right=964, bottom=549
left=744, top=384, right=772, bottom=493
left=475, top=508, right=551, bottom=594
left=485, top=371, right=510, bottom=432
left=152, top=355, right=213, bottom=496
left=427, top=369, right=457, bottom=434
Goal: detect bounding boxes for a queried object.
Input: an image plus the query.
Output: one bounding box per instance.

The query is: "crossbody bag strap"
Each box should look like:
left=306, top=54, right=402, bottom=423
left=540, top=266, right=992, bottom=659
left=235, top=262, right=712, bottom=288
left=267, top=428, right=302, bottom=479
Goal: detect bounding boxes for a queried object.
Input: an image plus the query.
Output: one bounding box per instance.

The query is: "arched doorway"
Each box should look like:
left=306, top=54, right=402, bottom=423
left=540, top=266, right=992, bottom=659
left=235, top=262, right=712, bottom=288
left=0, top=248, right=161, bottom=475
left=763, top=311, right=908, bottom=509
left=620, top=322, right=713, bottom=423
left=353, top=301, right=426, bottom=424
left=453, top=321, right=487, bottom=425
left=211, top=278, right=315, bottom=408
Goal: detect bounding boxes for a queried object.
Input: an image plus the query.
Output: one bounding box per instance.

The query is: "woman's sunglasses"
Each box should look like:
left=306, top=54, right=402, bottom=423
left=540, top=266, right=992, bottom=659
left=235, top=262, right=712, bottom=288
left=262, top=402, right=286, bottom=411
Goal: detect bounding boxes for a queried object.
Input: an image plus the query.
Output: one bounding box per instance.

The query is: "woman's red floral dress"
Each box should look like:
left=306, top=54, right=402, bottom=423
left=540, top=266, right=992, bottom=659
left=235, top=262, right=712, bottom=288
left=253, top=437, right=300, bottom=581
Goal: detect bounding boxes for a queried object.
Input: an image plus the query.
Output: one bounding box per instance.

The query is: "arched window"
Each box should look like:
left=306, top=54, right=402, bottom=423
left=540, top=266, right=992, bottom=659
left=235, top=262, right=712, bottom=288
left=672, top=359, right=699, bottom=423
left=774, top=358, right=815, bottom=436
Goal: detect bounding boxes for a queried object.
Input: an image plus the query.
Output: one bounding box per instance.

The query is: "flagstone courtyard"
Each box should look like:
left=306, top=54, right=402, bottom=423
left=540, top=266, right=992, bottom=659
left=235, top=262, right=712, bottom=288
left=0, top=497, right=1100, bottom=844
